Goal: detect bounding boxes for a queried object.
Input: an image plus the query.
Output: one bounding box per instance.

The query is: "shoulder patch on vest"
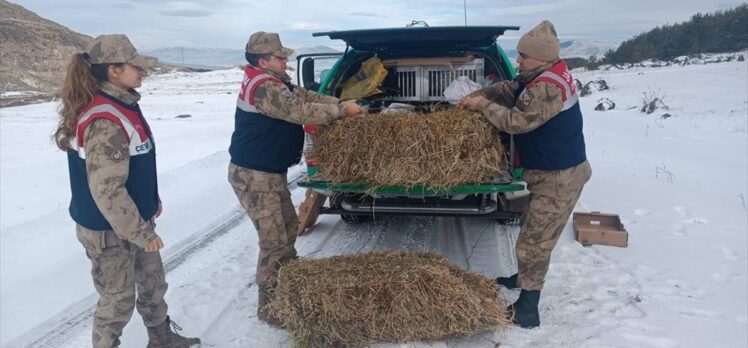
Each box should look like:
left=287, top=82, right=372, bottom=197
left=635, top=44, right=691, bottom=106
left=104, top=145, right=128, bottom=162
left=519, top=90, right=534, bottom=106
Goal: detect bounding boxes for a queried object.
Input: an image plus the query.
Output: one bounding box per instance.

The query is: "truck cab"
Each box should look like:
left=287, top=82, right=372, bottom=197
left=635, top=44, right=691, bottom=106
left=296, top=25, right=529, bottom=224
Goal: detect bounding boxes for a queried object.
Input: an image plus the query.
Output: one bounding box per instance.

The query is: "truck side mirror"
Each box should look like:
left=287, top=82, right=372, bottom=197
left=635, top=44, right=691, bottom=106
left=301, top=58, right=320, bottom=91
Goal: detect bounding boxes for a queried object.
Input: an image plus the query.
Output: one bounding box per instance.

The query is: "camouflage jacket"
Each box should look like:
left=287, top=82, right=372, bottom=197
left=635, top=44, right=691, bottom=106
left=471, top=64, right=564, bottom=134
left=250, top=66, right=346, bottom=125
left=80, top=82, right=158, bottom=248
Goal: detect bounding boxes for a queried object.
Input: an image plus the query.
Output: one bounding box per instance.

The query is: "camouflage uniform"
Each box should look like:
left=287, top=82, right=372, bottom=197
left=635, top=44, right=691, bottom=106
left=253, top=73, right=345, bottom=123
left=229, top=70, right=345, bottom=288
left=228, top=165, right=297, bottom=290
left=471, top=66, right=591, bottom=291
left=85, top=34, right=150, bottom=70
left=76, top=82, right=169, bottom=348
left=228, top=32, right=347, bottom=323
left=66, top=33, right=199, bottom=348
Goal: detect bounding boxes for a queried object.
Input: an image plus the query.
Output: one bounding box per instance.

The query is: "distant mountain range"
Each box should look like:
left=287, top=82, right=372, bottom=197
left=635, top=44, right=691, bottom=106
left=145, top=40, right=617, bottom=70
left=142, top=45, right=340, bottom=70
left=504, top=40, right=619, bottom=60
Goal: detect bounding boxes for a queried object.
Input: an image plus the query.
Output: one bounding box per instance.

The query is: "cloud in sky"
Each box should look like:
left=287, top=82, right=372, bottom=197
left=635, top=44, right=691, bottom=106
left=158, top=9, right=212, bottom=17
left=348, top=12, right=387, bottom=18
left=155, top=1, right=212, bottom=17
left=111, top=2, right=135, bottom=9
left=12, top=0, right=747, bottom=50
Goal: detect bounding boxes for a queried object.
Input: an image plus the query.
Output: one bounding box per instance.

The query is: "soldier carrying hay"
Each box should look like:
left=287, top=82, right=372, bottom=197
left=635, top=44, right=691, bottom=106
left=459, top=20, right=592, bottom=329
left=226, top=31, right=364, bottom=326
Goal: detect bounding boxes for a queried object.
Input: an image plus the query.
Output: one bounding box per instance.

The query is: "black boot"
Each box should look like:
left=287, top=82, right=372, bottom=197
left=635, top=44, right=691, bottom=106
left=506, top=289, right=541, bottom=329
left=496, top=273, right=519, bottom=289
left=146, top=316, right=201, bottom=348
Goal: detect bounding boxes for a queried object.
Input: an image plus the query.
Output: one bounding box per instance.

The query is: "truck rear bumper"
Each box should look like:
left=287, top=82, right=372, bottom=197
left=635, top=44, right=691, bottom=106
left=341, top=197, right=497, bottom=215
left=320, top=192, right=522, bottom=220
left=297, top=179, right=525, bottom=196
left=318, top=205, right=519, bottom=219
left=298, top=178, right=527, bottom=219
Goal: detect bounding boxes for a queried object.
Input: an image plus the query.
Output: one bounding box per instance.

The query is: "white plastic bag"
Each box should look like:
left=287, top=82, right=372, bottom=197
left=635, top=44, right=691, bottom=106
left=380, top=102, right=415, bottom=114
left=443, top=76, right=481, bottom=104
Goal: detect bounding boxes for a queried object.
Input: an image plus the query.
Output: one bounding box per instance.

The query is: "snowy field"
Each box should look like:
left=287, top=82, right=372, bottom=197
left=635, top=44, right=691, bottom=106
left=1, top=58, right=746, bottom=348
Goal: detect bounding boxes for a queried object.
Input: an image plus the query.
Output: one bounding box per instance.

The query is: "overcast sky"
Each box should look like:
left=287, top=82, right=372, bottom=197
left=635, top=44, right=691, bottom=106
left=13, top=0, right=746, bottom=50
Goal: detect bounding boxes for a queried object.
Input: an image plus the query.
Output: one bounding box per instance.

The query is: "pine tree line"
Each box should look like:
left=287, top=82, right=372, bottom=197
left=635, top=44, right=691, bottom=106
left=603, top=4, right=748, bottom=64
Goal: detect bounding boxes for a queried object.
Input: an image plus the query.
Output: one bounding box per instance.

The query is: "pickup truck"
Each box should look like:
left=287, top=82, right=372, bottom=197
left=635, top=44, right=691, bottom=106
left=296, top=25, right=529, bottom=224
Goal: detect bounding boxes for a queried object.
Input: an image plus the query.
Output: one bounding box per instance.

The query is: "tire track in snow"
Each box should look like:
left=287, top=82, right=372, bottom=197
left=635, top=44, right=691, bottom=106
left=196, top=215, right=516, bottom=347
left=9, top=174, right=304, bottom=348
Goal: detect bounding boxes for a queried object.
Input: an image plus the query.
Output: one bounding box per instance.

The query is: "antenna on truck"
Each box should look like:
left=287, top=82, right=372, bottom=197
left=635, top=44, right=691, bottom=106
left=406, top=20, right=429, bottom=27
left=464, top=0, right=467, bottom=26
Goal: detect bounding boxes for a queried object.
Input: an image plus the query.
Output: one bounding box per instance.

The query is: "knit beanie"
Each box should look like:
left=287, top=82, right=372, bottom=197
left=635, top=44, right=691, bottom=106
left=516, top=20, right=560, bottom=61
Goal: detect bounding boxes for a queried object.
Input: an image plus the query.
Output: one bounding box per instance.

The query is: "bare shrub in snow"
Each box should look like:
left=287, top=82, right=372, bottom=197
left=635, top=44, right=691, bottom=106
left=641, top=89, right=669, bottom=114
left=655, top=164, right=676, bottom=184
left=586, top=54, right=601, bottom=71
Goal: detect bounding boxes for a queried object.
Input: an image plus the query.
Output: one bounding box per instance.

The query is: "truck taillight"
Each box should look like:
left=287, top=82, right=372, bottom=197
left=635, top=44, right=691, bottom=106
left=303, top=125, right=317, bottom=175
left=305, top=154, right=319, bottom=176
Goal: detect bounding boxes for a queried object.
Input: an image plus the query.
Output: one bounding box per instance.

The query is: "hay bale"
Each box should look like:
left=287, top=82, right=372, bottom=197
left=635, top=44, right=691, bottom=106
left=269, top=251, right=510, bottom=348
left=308, top=109, right=506, bottom=190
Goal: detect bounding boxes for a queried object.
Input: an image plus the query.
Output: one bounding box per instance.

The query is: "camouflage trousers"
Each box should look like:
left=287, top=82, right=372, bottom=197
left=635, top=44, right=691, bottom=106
left=228, top=164, right=298, bottom=295
left=516, top=160, right=592, bottom=291
left=76, top=224, right=168, bottom=348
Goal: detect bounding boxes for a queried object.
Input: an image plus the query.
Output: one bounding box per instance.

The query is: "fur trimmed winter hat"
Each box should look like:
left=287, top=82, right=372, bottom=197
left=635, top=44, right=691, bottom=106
left=516, top=20, right=560, bottom=62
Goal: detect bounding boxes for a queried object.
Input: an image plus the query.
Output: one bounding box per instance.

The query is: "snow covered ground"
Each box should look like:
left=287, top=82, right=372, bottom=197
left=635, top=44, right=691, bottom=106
left=1, top=58, right=746, bottom=348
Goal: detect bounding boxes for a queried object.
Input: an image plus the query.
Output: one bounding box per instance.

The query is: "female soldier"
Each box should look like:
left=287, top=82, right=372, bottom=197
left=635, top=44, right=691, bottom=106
left=54, top=34, right=200, bottom=348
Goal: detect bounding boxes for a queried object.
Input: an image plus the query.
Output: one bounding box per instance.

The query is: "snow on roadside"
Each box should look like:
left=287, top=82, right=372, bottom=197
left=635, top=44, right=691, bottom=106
left=1, top=59, right=746, bottom=348
left=0, top=68, right=245, bottom=344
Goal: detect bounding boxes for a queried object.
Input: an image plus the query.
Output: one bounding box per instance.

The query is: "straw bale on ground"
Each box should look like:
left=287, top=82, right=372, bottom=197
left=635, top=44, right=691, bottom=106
left=269, top=251, right=510, bottom=348
left=308, top=109, right=506, bottom=189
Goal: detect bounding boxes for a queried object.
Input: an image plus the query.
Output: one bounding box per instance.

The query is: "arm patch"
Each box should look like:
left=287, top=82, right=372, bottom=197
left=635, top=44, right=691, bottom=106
left=519, top=90, right=534, bottom=106
left=103, top=145, right=128, bottom=162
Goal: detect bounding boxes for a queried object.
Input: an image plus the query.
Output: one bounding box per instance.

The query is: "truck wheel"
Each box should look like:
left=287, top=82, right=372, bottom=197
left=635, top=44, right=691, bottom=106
left=341, top=214, right=371, bottom=224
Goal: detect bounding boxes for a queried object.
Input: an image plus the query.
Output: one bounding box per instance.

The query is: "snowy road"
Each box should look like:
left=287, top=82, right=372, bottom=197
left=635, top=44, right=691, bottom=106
left=41, top=180, right=521, bottom=348
left=2, top=58, right=746, bottom=348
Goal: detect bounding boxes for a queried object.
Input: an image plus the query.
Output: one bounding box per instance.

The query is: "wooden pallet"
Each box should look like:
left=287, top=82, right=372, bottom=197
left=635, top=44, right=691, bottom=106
left=297, top=189, right=327, bottom=236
